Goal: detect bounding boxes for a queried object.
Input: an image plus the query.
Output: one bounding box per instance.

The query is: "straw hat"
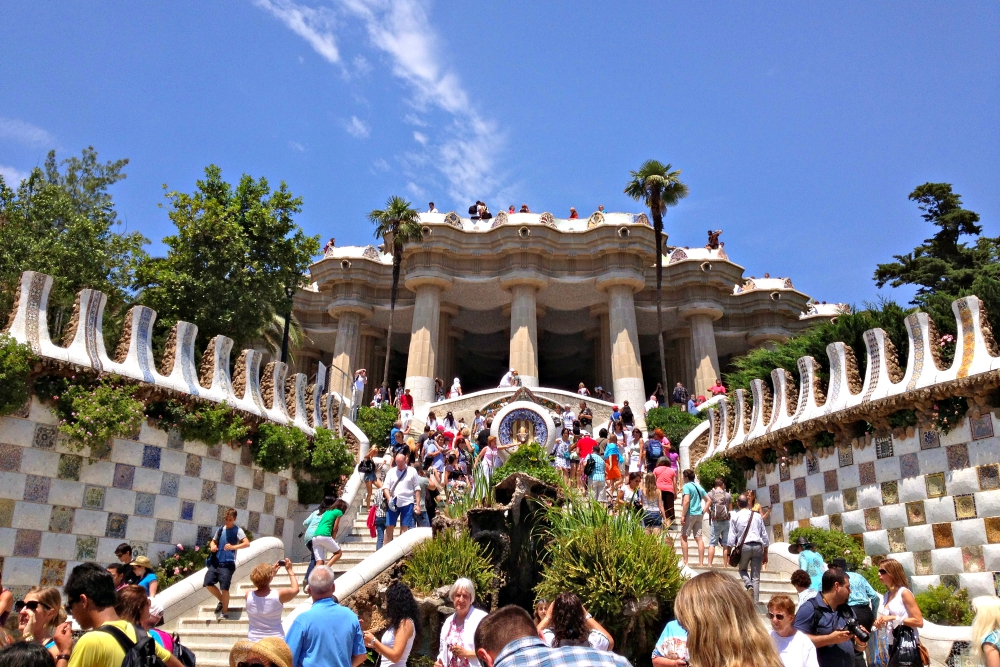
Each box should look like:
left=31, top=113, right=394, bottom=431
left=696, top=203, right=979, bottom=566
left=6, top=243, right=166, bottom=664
left=229, top=638, right=293, bottom=667
left=132, top=556, right=153, bottom=569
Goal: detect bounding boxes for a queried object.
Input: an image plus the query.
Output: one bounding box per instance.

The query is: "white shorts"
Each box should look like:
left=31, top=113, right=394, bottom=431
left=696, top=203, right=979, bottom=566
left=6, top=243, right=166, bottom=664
left=312, top=535, right=341, bottom=560
left=400, top=410, right=413, bottom=424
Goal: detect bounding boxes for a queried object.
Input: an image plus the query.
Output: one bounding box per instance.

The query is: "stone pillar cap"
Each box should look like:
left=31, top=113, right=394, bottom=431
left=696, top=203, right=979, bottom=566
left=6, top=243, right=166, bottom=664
left=403, top=274, right=453, bottom=291
left=327, top=301, right=374, bottom=319
left=499, top=273, right=548, bottom=291
left=595, top=273, right=645, bottom=293
left=678, top=302, right=724, bottom=321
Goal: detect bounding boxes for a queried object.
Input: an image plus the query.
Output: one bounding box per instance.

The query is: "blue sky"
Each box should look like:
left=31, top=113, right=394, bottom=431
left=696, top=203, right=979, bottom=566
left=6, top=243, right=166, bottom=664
left=2, top=2, right=997, bottom=308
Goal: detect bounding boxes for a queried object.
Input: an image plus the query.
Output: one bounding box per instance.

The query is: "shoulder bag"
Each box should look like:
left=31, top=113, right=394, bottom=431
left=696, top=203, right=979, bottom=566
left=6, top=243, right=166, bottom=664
left=727, top=510, right=755, bottom=567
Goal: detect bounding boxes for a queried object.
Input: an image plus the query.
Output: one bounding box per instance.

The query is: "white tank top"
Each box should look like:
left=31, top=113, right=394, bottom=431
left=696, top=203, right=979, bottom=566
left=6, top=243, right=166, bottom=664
left=246, top=589, right=285, bottom=641
left=379, top=620, right=415, bottom=667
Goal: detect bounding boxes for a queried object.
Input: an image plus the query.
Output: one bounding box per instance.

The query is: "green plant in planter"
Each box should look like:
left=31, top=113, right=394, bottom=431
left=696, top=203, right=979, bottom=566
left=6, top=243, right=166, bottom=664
left=147, top=399, right=250, bottom=446
left=155, top=543, right=209, bottom=589
left=914, top=584, right=974, bottom=626
left=695, top=456, right=746, bottom=493
left=252, top=423, right=309, bottom=472
left=309, top=428, right=355, bottom=487
left=354, top=404, right=399, bottom=450
left=815, top=431, right=836, bottom=450
left=934, top=397, right=968, bottom=434
left=402, top=530, right=497, bottom=599
left=59, top=380, right=145, bottom=453
left=492, top=441, right=561, bottom=487
left=761, top=448, right=778, bottom=465
left=644, top=406, right=706, bottom=445
left=0, top=335, right=33, bottom=416
left=788, top=526, right=864, bottom=570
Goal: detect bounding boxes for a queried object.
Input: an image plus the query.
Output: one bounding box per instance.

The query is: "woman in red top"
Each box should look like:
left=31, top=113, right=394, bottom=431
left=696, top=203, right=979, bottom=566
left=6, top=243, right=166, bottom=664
left=652, top=457, right=678, bottom=524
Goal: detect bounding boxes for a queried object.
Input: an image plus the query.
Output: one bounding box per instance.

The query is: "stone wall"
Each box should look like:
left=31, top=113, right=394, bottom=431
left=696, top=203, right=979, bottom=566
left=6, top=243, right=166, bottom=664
left=0, top=398, right=297, bottom=597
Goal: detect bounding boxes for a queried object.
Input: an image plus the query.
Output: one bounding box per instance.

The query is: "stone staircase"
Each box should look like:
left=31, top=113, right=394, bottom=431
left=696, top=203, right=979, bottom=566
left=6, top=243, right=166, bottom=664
left=171, top=508, right=377, bottom=666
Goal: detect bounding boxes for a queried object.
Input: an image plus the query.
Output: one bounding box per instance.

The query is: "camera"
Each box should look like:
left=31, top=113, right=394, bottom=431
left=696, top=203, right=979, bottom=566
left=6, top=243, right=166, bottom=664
left=843, top=617, right=869, bottom=643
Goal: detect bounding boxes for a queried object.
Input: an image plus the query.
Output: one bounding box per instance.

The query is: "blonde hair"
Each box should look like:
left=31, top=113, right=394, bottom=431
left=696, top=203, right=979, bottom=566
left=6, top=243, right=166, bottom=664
left=25, top=586, right=66, bottom=629
left=879, top=558, right=910, bottom=591
left=642, top=472, right=658, bottom=498
left=249, top=563, right=275, bottom=588
left=675, top=572, right=783, bottom=667
left=971, top=596, right=1000, bottom=663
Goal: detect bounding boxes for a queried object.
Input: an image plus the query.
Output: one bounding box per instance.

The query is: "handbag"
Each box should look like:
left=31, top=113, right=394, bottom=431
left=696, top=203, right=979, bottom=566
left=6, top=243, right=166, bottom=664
left=727, top=510, right=755, bottom=567
left=358, top=458, right=375, bottom=474
left=888, top=625, right=923, bottom=667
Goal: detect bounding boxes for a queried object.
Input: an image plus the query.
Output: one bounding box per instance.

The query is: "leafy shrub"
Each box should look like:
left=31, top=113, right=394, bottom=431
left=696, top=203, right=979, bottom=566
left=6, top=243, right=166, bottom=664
left=58, top=380, right=145, bottom=453
left=355, top=404, right=399, bottom=450
left=888, top=409, right=918, bottom=430
left=914, top=584, right=974, bottom=626
left=492, top=441, right=561, bottom=487
left=309, top=428, right=355, bottom=489
left=695, top=456, right=746, bottom=493
left=934, top=396, right=968, bottom=434
left=0, top=335, right=33, bottom=416
left=147, top=399, right=250, bottom=446
left=860, top=565, right=887, bottom=595
left=402, top=530, right=497, bottom=599
left=788, top=526, right=864, bottom=570
left=155, top=543, right=208, bottom=589
left=644, top=406, right=706, bottom=446
left=252, top=423, right=309, bottom=472
left=536, top=501, right=684, bottom=660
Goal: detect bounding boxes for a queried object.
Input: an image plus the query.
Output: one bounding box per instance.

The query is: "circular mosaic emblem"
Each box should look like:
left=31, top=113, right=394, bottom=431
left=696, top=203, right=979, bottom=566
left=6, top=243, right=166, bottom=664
left=493, top=403, right=553, bottom=448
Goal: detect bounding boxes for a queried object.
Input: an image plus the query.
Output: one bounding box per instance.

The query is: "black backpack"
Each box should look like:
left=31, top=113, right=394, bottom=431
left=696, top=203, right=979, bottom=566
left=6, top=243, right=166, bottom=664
left=99, top=624, right=168, bottom=667
left=583, top=454, right=597, bottom=477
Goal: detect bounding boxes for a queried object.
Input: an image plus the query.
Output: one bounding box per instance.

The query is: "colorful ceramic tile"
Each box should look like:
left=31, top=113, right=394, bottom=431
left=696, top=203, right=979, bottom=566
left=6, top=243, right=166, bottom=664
left=235, top=487, right=250, bottom=510
left=207, top=444, right=222, bottom=460
left=11, top=401, right=30, bottom=418
left=986, top=517, right=1000, bottom=544
left=838, top=445, right=854, bottom=467
left=13, top=529, right=41, bottom=557
left=127, top=542, right=147, bottom=558
left=829, top=514, right=843, bottom=532
left=971, top=415, right=995, bottom=441
left=824, top=470, right=839, bottom=493
left=941, top=574, right=960, bottom=591
left=906, top=501, right=926, bottom=526
left=49, top=505, right=74, bottom=533
left=979, top=464, right=1000, bottom=491
left=106, top=513, right=128, bottom=539
left=920, top=429, right=940, bottom=450
left=864, top=507, right=882, bottom=531
left=920, top=474, right=944, bottom=501
left=113, top=464, right=134, bottom=490
left=185, top=454, right=202, bottom=478
left=241, top=446, right=253, bottom=467
left=806, top=455, right=820, bottom=476
left=216, top=505, right=228, bottom=526
left=859, top=462, right=876, bottom=486
left=955, top=494, right=977, bottom=520
left=881, top=481, right=899, bottom=505
left=811, top=495, right=824, bottom=517
left=40, top=559, right=66, bottom=587
left=756, top=469, right=766, bottom=487
left=0, top=499, right=14, bottom=528
left=279, top=479, right=288, bottom=496
left=141, top=445, right=161, bottom=470
left=264, top=493, right=275, bottom=515
left=135, top=493, right=155, bottom=517
left=0, top=444, right=22, bottom=472
left=274, top=517, right=285, bottom=538
left=91, top=441, right=112, bottom=461
left=196, top=525, right=212, bottom=546
left=779, top=464, right=791, bottom=482
left=154, top=520, right=173, bottom=543
left=201, top=480, right=217, bottom=503
left=23, top=475, right=50, bottom=503
left=57, top=454, right=82, bottom=481
left=900, top=453, right=920, bottom=479
left=843, top=488, right=859, bottom=511
left=947, top=444, right=970, bottom=471
left=75, top=536, right=97, bottom=561
left=248, top=511, right=260, bottom=533
left=253, top=469, right=265, bottom=491
left=83, top=485, right=105, bottom=510
left=875, top=435, right=894, bottom=459
left=180, top=501, right=195, bottom=521
left=913, top=551, right=933, bottom=576
left=32, top=425, right=57, bottom=450
left=166, top=429, right=184, bottom=450
left=963, top=545, right=985, bottom=573
left=932, top=523, right=955, bottom=548
left=160, top=473, right=179, bottom=498
left=222, top=463, right=236, bottom=485
left=784, top=500, right=795, bottom=521
left=887, top=527, right=906, bottom=552
left=769, top=484, right=780, bottom=505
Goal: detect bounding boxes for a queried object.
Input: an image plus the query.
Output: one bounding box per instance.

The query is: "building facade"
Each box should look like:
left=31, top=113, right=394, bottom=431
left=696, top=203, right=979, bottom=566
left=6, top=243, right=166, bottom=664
left=291, top=210, right=843, bottom=411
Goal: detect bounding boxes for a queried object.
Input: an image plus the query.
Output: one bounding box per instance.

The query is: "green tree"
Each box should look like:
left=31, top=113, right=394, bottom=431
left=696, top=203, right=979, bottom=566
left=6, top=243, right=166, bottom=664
left=0, top=148, right=148, bottom=341
left=625, top=161, right=689, bottom=394
left=367, top=196, right=422, bottom=389
left=138, top=165, right=319, bottom=351
left=874, top=183, right=1000, bottom=335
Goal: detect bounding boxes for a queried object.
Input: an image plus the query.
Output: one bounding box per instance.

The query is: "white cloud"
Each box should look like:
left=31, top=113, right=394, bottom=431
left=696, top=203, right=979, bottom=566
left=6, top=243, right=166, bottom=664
left=353, top=55, right=372, bottom=75
left=413, top=131, right=427, bottom=145
left=372, top=157, right=390, bottom=172
left=253, top=0, right=341, bottom=64
left=345, top=116, right=370, bottom=138
left=403, top=113, right=427, bottom=127
left=406, top=181, right=424, bottom=197
left=289, top=140, right=306, bottom=152
left=0, top=165, right=28, bottom=184
left=0, top=117, right=54, bottom=147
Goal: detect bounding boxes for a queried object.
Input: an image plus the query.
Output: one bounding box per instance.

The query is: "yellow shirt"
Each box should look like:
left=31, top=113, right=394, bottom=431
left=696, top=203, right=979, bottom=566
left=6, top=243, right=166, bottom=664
left=68, top=621, right=172, bottom=667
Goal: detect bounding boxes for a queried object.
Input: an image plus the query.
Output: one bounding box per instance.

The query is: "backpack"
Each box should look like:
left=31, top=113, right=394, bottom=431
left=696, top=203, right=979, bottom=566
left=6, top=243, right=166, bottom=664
left=99, top=624, right=168, bottom=667
left=646, top=439, right=663, bottom=460
left=583, top=454, right=597, bottom=477
left=708, top=489, right=730, bottom=521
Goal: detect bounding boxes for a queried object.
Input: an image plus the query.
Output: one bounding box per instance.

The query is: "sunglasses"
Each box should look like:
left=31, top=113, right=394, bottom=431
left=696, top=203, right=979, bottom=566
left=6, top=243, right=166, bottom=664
left=878, top=569, right=887, bottom=575
left=767, top=613, right=785, bottom=620
left=22, top=601, right=50, bottom=612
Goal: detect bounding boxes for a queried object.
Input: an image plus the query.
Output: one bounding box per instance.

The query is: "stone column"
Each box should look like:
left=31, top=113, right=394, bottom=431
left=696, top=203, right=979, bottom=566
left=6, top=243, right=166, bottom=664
left=330, top=310, right=363, bottom=398
left=680, top=304, right=723, bottom=398
left=590, top=306, right=613, bottom=394
left=437, top=305, right=459, bottom=385
left=601, top=281, right=646, bottom=417
left=503, top=278, right=546, bottom=388
left=404, top=279, right=449, bottom=405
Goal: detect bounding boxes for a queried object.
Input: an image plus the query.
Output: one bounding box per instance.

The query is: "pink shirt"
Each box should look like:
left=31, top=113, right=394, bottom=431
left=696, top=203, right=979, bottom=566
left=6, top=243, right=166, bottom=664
left=653, top=465, right=677, bottom=493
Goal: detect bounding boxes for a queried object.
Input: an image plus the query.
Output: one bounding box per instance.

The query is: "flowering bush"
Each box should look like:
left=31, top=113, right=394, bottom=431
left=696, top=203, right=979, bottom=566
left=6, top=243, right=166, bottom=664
left=0, top=335, right=33, bottom=416
left=252, top=423, right=309, bottom=472
left=155, top=543, right=208, bottom=589
left=146, top=399, right=250, bottom=446
left=58, top=380, right=145, bottom=453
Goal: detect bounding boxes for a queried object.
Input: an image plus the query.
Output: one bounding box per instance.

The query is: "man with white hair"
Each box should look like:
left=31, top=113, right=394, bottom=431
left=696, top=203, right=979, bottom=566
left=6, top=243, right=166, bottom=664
left=286, top=565, right=367, bottom=667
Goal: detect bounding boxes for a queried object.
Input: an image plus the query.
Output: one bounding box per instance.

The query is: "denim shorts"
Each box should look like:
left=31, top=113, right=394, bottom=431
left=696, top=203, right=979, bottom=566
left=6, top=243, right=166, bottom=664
left=386, top=502, right=415, bottom=528
left=709, top=519, right=730, bottom=546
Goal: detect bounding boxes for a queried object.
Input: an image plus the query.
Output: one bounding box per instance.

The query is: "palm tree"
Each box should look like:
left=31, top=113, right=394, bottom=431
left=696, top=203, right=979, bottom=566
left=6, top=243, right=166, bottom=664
left=624, top=160, right=689, bottom=397
left=368, top=196, right=423, bottom=391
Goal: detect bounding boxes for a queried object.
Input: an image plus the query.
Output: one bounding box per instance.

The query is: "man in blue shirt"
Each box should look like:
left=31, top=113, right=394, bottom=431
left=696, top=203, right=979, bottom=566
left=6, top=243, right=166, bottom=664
left=793, top=569, right=862, bottom=667
left=832, top=558, right=879, bottom=667
left=286, top=565, right=367, bottom=667
left=205, top=508, right=249, bottom=620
